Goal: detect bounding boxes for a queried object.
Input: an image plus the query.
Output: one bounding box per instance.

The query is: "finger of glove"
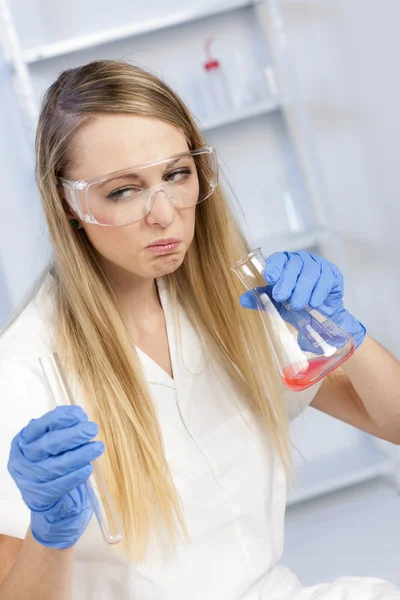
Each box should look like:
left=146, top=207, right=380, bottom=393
left=17, top=441, right=104, bottom=484
left=263, top=252, right=289, bottom=285
left=31, top=486, right=93, bottom=548
left=20, top=406, right=88, bottom=444
left=40, top=484, right=92, bottom=524
left=290, top=252, right=321, bottom=310
left=20, top=420, right=99, bottom=462
left=310, top=261, right=343, bottom=308
left=239, top=286, right=272, bottom=310
left=240, top=291, right=258, bottom=310
left=23, top=463, right=95, bottom=510
left=271, top=253, right=303, bottom=302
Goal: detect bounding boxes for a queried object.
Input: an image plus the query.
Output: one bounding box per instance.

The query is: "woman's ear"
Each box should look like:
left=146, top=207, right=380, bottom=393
left=57, top=180, right=84, bottom=230
left=59, top=191, right=83, bottom=230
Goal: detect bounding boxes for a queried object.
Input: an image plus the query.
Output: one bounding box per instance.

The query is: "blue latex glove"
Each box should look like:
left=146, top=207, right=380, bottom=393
left=7, top=405, right=104, bottom=549
left=240, top=250, right=366, bottom=349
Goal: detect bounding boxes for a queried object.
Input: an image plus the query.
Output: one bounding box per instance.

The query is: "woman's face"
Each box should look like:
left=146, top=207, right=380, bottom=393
left=66, top=115, right=197, bottom=281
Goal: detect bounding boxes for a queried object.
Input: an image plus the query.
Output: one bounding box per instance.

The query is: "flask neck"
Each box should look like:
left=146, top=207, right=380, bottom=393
left=231, top=248, right=266, bottom=290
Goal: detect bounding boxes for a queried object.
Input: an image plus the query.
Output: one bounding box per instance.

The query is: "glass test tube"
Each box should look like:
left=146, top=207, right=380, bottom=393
left=39, top=353, right=123, bottom=545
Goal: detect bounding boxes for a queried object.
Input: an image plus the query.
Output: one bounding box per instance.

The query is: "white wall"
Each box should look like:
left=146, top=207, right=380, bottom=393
left=0, top=48, right=48, bottom=317
left=280, top=0, right=400, bottom=357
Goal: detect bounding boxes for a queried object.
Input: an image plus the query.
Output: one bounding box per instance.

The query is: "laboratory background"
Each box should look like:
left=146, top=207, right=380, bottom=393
left=1, top=0, right=400, bottom=586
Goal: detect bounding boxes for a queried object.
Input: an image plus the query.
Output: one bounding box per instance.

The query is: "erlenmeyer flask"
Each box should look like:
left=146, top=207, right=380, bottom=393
left=231, top=248, right=355, bottom=391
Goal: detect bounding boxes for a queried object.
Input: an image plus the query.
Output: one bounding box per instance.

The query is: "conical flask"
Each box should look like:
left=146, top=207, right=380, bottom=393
left=231, top=248, right=355, bottom=391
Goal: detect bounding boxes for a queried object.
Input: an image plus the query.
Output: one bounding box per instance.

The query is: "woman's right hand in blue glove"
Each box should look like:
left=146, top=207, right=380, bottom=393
left=7, top=405, right=105, bottom=549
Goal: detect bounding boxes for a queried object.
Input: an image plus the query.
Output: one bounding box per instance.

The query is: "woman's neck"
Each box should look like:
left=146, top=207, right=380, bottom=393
left=105, top=265, right=163, bottom=337
left=102, top=262, right=172, bottom=374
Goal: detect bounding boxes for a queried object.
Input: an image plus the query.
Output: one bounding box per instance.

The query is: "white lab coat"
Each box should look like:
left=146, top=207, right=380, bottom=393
left=0, top=275, right=398, bottom=599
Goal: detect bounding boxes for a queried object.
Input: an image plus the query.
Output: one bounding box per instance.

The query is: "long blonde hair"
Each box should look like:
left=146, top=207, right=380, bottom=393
left=35, top=60, right=291, bottom=560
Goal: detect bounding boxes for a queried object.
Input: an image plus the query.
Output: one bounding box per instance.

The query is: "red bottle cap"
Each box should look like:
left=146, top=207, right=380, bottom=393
left=203, top=37, right=220, bottom=71
left=204, top=59, right=220, bottom=71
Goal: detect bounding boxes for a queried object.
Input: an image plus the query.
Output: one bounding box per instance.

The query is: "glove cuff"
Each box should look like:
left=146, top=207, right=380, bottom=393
left=30, top=510, right=87, bottom=550
left=30, top=522, right=77, bottom=550
left=333, top=308, right=366, bottom=349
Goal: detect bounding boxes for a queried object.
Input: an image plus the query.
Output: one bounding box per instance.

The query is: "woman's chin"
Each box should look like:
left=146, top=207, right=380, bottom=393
left=149, top=253, right=185, bottom=277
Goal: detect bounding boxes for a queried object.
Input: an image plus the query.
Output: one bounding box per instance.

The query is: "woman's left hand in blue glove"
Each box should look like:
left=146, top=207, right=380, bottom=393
left=240, top=250, right=366, bottom=349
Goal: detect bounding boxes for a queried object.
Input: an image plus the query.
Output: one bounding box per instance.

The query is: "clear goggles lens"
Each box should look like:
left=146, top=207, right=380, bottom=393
left=60, top=146, right=218, bottom=227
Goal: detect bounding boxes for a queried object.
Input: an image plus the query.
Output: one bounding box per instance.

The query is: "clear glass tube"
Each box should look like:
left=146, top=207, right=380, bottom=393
left=39, top=353, right=123, bottom=545
left=231, top=248, right=355, bottom=391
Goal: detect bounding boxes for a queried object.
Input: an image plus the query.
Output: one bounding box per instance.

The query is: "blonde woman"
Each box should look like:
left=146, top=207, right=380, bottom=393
left=0, top=61, right=399, bottom=600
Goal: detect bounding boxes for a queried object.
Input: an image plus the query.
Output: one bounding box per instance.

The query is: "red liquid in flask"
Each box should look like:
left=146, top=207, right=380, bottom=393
left=281, top=349, right=355, bottom=392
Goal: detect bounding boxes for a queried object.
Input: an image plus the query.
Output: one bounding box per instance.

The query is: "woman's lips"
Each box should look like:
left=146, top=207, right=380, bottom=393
left=145, top=240, right=181, bottom=254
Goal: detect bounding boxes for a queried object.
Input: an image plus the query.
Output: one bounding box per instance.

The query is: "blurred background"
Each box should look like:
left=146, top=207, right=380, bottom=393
left=1, top=0, right=400, bottom=586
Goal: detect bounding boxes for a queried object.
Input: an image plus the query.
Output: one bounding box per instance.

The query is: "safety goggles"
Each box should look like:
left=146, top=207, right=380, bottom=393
left=59, top=145, right=218, bottom=227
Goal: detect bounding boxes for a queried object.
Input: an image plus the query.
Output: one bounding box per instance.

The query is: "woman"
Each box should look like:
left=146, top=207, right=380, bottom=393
left=0, top=60, right=399, bottom=600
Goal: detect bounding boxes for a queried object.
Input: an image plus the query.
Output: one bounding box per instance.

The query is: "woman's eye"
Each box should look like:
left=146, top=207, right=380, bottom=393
left=165, top=168, right=192, bottom=183
left=106, top=187, right=141, bottom=202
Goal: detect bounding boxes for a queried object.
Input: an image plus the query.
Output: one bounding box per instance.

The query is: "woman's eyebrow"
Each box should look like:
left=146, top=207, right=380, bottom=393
left=97, top=172, right=141, bottom=188
left=164, top=157, right=183, bottom=170
left=96, top=156, right=187, bottom=188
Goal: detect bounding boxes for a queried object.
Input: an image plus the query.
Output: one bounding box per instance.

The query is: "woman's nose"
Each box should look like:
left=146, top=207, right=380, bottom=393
left=145, top=188, right=177, bottom=227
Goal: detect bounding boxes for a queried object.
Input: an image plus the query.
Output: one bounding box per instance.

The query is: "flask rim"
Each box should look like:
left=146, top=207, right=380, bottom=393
left=230, top=247, right=263, bottom=272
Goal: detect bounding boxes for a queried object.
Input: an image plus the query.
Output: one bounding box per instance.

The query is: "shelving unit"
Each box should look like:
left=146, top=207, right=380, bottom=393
left=200, top=97, right=279, bottom=131
left=22, top=0, right=263, bottom=64
left=0, top=0, right=397, bottom=508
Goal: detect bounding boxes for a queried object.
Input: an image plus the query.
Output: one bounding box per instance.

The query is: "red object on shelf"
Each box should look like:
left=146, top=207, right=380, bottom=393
left=203, top=36, right=220, bottom=71
left=204, top=59, right=220, bottom=71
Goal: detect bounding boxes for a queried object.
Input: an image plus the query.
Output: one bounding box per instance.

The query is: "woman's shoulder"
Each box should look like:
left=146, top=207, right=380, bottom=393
left=0, top=273, right=56, bottom=366
left=0, top=276, right=57, bottom=521
left=0, top=275, right=57, bottom=430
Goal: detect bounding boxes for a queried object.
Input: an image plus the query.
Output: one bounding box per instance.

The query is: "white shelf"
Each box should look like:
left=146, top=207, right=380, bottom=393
left=286, top=442, right=393, bottom=506
left=23, top=0, right=262, bottom=64
left=200, top=98, right=280, bottom=131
